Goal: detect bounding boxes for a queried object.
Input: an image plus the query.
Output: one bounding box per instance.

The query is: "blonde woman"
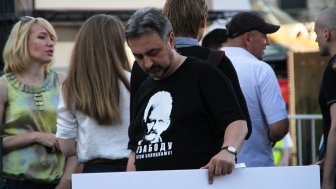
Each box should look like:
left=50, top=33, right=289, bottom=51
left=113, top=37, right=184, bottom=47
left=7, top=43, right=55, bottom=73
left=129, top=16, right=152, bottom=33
left=56, top=14, right=131, bottom=173
left=0, top=17, right=75, bottom=189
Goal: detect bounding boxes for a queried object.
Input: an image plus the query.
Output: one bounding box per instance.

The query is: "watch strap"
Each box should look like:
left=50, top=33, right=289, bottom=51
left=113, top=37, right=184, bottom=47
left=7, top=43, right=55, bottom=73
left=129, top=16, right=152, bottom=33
left=221, top=146, right=237, bottom=163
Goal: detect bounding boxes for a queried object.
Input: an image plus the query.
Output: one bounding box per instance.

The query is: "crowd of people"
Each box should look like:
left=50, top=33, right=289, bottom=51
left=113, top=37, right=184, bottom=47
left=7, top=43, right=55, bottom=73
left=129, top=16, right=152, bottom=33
left=0, top=0, right=334, bottom=188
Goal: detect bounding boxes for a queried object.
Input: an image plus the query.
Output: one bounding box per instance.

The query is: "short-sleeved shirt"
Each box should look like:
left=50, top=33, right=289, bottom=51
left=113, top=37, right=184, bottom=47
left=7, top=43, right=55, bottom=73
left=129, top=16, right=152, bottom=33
left=56, top=71, right=131, bottom=162
left=319, top=55, right=336, bottom=149
left=128, top=57, right=245, bottom=170
left=130, top=37, right=252, bottom=139
left=223, top=47, right=288, bottom=167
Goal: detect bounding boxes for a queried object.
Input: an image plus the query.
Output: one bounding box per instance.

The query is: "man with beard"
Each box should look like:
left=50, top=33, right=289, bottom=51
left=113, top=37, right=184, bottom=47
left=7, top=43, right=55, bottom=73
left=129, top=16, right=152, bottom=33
left=130, top=0, right=252, bottom=138
left=125, top=7, right=249, bottom=184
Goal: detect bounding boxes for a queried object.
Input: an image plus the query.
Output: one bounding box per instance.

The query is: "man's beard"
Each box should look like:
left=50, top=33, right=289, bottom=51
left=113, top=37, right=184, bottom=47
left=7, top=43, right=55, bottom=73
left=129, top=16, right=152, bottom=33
left=148, top=50, right=174, bottom=80
left=147, top=65, right=168, bottom=80
left=144, top=129, right=159, bottom=142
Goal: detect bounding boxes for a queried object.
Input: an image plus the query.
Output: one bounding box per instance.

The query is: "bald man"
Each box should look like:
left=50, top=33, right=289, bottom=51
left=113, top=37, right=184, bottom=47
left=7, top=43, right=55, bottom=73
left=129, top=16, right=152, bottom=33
left=315, top=6, right=336, bottom=189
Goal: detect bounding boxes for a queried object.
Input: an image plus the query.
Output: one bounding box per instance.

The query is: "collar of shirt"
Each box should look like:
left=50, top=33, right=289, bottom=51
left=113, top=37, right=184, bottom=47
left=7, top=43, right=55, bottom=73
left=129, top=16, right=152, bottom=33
left=175, top=37, right=199, bottom=48
left=222, top=47, right=257, bottom=60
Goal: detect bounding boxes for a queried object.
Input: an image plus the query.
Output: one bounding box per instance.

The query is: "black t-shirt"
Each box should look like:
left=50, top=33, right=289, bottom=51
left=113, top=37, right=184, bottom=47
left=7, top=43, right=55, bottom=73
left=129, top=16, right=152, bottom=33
left=319, top=55, right=336, bottom=149
left=128, top=57, right=245, bottom=170
left=177, top=46, right=251, bottom=137
left=130, top=46, right=252, bottom=138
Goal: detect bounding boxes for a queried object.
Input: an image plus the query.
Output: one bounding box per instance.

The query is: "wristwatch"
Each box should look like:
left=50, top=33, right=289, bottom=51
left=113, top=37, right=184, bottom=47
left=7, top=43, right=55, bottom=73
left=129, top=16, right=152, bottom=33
left=221, top=146, right=237, bottom=163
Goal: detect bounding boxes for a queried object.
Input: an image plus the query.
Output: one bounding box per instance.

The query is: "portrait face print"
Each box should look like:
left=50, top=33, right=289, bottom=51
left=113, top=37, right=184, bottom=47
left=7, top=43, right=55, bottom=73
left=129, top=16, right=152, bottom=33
left=141, top=91, right=173, bottom=144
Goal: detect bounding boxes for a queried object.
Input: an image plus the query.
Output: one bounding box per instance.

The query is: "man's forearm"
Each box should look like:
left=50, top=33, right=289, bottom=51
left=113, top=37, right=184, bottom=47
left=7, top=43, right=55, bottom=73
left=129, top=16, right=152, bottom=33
left=222, top=120, right=248, bottom=152
left=268, top=118, right=289, bottom=143
left=127, top=151, right=136, bottom=171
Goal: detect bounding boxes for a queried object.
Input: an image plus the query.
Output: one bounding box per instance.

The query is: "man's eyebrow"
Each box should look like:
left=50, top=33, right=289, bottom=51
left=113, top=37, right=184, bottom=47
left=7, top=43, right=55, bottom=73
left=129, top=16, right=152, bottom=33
left=132, top=52, right=143, bottom=57
left=133, top=48, right=159, bottom=57
left=146, top=48, right=159, bottom=54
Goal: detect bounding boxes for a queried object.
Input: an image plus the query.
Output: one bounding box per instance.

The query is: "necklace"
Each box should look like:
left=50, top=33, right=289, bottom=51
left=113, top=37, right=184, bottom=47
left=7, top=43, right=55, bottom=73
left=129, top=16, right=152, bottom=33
left=6, top=71, right=55, bottom=111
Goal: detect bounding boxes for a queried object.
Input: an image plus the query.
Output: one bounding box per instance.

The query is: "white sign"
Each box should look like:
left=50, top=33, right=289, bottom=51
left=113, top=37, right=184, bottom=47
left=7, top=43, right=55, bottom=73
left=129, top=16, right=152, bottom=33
left=211, top=0, right=251, bottom=11
left=34, top=0, right=165, bottom=10
left=72, top=165, right=320, bottom=189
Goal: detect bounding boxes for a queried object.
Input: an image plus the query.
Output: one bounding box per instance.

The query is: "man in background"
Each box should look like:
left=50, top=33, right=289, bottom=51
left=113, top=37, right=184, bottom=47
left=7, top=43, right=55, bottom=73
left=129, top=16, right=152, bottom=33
left=222, top=11, right=289, bottom=167
left=314, top=6, right=336, bottom=189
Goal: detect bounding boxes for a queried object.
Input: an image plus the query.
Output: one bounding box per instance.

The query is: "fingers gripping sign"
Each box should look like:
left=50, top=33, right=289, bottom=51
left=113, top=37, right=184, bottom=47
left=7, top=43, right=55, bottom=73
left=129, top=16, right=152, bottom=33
left=201, top=149, right=236, bottom=184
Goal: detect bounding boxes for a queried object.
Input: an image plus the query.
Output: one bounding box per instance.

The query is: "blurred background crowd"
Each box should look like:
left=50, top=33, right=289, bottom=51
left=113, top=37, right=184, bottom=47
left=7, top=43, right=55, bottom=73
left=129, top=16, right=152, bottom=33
left=1, top=0, right=335, bottom=167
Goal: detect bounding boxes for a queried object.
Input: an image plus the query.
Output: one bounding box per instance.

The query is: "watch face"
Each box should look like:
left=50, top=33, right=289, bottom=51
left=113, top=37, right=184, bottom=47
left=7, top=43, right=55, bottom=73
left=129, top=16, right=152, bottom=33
left=228, top=146, right=237, bottom=153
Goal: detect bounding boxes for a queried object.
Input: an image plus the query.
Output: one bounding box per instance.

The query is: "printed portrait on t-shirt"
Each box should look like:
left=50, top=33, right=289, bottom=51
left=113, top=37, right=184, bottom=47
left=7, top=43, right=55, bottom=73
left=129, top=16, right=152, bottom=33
left=138, top=91, right=172, bottom=144
left=136, top=91, right=174, bottom=160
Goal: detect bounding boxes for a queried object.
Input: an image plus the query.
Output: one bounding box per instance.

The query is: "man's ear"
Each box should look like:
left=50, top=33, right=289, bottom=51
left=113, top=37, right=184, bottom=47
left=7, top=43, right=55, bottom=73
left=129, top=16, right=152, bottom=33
left=168, top=32, right=176, bottom=49
left=324, top=28, right=332, bottom=41
left=242, top=32, right=252, bottom=47
left=200, top=12, right=207, bottom=28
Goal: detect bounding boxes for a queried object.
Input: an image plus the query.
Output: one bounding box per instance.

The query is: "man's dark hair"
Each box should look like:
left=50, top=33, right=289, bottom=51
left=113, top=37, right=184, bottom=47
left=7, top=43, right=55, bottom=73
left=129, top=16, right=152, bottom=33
left=125, top=7, right=173, bottom=43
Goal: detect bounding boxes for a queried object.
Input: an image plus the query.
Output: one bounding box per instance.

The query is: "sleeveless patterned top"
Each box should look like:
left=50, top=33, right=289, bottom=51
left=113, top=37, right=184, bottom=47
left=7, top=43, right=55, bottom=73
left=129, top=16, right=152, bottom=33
left=1, top=70, right=65, bottom=182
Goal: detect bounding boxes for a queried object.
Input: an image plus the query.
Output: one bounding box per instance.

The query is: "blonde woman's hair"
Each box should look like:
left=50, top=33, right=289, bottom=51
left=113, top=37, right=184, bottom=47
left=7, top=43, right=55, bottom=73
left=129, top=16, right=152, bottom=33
left=63, top=14, right=131, bottom=125
left=3, top=17, right=57, bottom=73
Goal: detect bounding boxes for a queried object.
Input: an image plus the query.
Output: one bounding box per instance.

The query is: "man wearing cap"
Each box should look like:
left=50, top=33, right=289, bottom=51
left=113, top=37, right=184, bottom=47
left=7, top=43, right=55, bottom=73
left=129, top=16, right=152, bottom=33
left=221, top=11, right=289, bottom=167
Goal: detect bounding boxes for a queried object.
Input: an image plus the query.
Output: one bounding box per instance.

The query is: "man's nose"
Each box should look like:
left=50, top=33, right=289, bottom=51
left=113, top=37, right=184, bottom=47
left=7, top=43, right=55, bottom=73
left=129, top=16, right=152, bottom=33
left=143, top=56, right=153, bottom=69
